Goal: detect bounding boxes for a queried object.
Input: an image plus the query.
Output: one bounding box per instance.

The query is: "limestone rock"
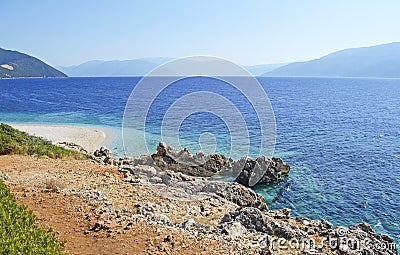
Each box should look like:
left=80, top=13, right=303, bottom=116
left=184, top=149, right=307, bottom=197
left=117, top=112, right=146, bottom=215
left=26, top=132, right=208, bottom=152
left=234, top=156, right=290, bottom=187
left=151, top=142, right=231, bottom=177
left=201, top=182, right=268, bottom=211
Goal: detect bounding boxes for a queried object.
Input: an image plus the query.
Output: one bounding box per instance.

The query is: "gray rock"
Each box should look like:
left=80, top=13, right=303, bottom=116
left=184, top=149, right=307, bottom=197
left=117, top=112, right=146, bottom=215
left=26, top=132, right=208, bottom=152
left=92, top=146, right=116, bottom=165
left=128, top=165, right=158, bottom=177
left=201, top=182, right=268, bottom=211
left=151, top=142, right=231, bottom=177
left=149, top=176, right=163, bottom=184
left=221, top=213, right=232, bottom=223
left=228, top=207, right=266, bottom=232
left=223, top=207, right=306, bottom=239
left=234, top=156, right=290, bottom=187
left=119, top=155, right=154, bottom=168
left=159, top=171, right=174, bottom=185
left=221, top=222, right=247, bottom=237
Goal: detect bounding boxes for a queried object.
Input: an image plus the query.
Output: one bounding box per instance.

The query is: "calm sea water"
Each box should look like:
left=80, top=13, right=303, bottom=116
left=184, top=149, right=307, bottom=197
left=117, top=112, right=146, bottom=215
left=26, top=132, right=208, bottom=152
left=0, top=77, right=399, bottom=242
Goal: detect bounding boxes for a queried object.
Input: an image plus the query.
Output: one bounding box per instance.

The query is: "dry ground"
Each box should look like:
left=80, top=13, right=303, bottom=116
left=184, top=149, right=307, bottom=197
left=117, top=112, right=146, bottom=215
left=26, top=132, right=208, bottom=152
left=1, top=155, right=236, bottom=255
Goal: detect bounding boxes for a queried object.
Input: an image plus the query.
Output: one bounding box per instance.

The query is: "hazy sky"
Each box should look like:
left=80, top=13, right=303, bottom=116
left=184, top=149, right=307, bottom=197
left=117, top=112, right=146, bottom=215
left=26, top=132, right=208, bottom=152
left=2, top=0, right=399, bottom=66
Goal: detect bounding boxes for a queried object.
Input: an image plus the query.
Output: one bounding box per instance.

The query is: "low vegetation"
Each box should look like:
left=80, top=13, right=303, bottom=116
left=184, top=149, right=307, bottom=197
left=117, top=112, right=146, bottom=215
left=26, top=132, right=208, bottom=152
left=0, top=180, right=64, bottom=254
left=0, top=123, right=87, bottom=159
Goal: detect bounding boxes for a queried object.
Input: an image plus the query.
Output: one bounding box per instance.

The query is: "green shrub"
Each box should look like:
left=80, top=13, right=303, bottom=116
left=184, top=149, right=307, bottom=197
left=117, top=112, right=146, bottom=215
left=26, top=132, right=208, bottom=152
left=0, top=123, right=87, bottom=159
left=0, top=180, right=64, bottom=254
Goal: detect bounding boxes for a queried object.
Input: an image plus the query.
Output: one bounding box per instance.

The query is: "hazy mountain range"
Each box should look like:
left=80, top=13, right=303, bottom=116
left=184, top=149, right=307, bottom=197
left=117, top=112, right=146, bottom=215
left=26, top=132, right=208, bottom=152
left=59, top=42, right=400, bottom=78
left=2, top=42, right=400, bottom=78
left=263, top=42, right=400, bottom=78
left=57, top=59, right=288, bottom=77
left=0, top=48, right=66, bottom=78
left=56, top=57, right=174, bottom=77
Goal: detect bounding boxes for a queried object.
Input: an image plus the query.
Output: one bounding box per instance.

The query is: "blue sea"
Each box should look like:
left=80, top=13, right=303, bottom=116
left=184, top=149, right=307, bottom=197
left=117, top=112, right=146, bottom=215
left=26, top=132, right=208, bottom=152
left=0, top=77, right=399, bottom=243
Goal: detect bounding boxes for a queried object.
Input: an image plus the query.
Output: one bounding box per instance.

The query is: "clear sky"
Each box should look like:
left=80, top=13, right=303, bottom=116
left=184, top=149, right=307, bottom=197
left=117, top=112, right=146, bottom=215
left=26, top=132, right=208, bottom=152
left=2, top=0, right=400, bottom=66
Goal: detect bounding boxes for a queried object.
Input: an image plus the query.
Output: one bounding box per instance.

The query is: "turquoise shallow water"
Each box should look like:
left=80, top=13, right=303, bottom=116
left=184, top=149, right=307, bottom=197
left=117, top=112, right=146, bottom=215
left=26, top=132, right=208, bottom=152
left=0, top=77, right=399, bottom=243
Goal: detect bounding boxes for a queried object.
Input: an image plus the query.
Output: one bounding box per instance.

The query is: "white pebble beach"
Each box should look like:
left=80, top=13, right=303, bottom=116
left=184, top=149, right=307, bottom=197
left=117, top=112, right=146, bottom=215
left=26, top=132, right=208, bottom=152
left=10, top=124, right=106, bottom=153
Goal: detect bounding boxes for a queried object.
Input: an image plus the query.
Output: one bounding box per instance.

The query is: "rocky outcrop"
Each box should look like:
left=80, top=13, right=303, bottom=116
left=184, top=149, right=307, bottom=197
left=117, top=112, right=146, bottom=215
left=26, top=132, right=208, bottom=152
left=117, top=160, right=398, bottom=255
left=119, top=159, right=268, bottom=211
left=151, top=142, right=231, bottom=177
left=151, top=142, right=290, bottom=187
left=234, top=156, right=290, bottom=187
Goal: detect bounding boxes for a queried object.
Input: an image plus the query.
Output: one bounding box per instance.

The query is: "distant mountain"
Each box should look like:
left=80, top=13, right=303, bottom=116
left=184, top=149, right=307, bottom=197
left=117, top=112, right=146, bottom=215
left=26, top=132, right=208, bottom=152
left=0, top=48, right=67, bottom=78
left=59, top=58, right=287, bottom=77
left=244, top=63, right=289, bottom=76
left=263, top=42, right=400, bottom=78
left=58, top=57, right=174, bottom=77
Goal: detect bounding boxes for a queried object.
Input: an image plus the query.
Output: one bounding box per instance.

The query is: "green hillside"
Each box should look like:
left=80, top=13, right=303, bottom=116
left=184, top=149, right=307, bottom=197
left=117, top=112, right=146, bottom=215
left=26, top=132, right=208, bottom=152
left=0, top=48, right=67, bottom=78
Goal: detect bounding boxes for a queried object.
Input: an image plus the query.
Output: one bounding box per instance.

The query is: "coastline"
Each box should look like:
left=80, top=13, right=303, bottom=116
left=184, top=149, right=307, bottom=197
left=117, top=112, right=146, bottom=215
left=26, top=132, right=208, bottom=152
left=10, top=124, right=106, bottom=153
left=2, top=148, right=398, bottom=254
left=1, top=124, right=398, bottom=254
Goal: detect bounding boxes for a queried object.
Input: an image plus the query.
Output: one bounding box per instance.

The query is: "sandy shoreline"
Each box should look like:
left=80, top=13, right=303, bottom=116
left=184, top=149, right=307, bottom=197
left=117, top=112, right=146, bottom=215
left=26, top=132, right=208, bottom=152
left=10, top=124, right=106, bottom=153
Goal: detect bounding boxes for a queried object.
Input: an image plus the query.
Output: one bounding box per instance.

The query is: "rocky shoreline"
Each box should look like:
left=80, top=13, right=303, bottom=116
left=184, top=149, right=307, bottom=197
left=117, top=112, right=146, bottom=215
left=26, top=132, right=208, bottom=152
left=87, top=142, right=398, bottom=255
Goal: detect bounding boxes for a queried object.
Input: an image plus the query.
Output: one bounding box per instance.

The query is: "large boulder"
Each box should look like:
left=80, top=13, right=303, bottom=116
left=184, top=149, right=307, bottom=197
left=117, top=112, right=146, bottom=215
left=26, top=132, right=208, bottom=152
left=233, top=156, right=290, bottom=187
